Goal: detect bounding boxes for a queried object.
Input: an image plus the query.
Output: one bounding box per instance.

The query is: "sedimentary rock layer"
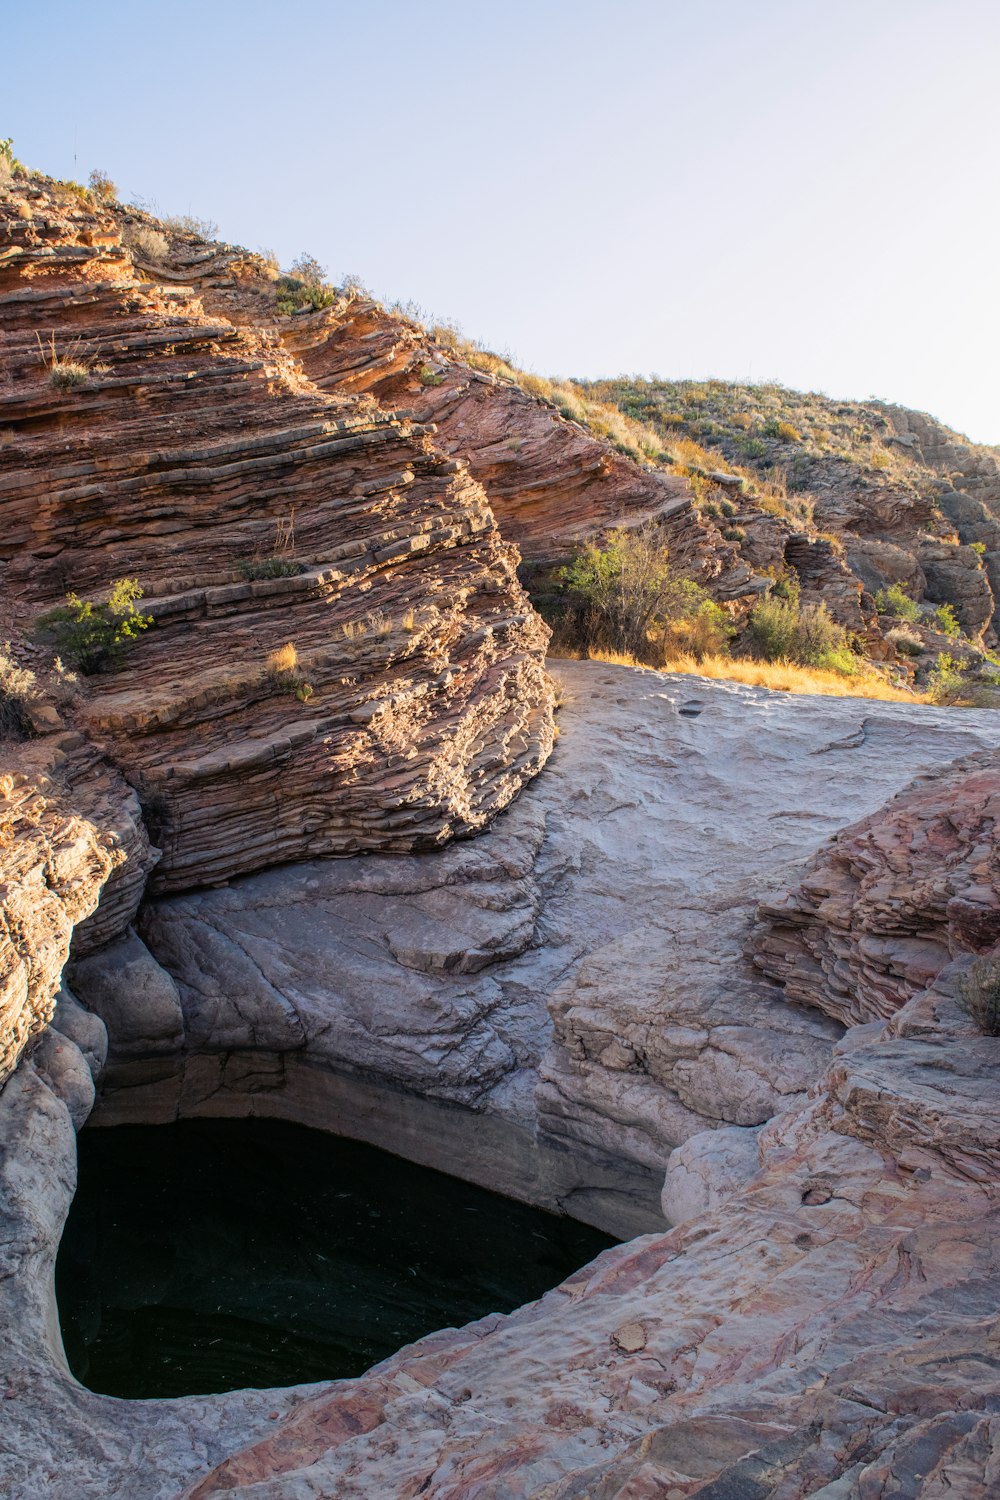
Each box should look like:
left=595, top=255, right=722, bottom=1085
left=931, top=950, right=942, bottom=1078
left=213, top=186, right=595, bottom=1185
left=0, top=179, right=553, bottom=891
left=0, top=731, right=152, bottom=1086
left=750, top=748, right=1000, bottom=1025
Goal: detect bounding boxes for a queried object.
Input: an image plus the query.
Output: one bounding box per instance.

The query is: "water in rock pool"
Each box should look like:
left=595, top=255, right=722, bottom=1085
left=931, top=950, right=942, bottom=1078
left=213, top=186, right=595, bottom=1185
left=56, top=1118, right=615, bottom=1399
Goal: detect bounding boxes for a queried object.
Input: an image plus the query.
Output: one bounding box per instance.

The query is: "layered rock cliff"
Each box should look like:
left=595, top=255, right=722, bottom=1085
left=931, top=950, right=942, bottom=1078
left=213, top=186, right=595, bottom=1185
left=0, top=177, right=553, bottom=901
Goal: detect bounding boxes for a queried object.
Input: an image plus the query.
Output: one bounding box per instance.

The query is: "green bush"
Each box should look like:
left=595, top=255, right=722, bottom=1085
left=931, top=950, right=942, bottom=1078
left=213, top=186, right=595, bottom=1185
left=873, top=582, right=920, bottom=621
left=970, top=541, right=987, bottom=556
left=744, top=593, right=797, bottom=661
left=934, top=602, right=961, bottom=637
left=742, top=437, right=766, bottom=458
left=958, top=957, right=1000, bottom=1035
left=559, top=526, right=713, bottom=660
left=275, top=276, right=338, bottom=315
left=33, top=578, right=152, bottom=674
left=744, top=584, right=851, bottom=670
left=927, top=652, right=968, bottom=704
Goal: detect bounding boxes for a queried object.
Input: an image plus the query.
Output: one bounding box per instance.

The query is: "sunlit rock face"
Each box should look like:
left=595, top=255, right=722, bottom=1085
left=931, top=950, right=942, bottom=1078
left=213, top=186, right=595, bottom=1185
left=0, top=176, right=554, bottom=898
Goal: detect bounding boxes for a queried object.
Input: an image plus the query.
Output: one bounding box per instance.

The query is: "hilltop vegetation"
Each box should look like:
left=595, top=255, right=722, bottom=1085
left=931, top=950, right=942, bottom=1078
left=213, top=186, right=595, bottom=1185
left=4, top=139, right=1000, bottom=706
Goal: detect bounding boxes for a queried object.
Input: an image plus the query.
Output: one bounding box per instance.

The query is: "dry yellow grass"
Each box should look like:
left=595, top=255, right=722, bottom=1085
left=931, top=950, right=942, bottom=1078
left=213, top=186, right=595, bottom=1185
left=552, top=646, right=930, bottom=703
left=266, top=642, right=298, bottom=674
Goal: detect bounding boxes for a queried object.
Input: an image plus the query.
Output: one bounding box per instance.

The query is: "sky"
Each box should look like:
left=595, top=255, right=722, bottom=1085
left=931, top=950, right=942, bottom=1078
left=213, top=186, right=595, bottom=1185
left=6, top=0, right=1000, bottom=442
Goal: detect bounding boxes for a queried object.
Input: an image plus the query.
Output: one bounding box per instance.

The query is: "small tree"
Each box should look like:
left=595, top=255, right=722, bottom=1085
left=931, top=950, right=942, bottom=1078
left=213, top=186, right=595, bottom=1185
left=289, top=253, right=327, bottom=287
left=958, top=956, right=1000, bottom=1036
left=560, top=525, right=709, bottom=659
left=88, top=169, right=118, bottom=203
left=33, top=578, right=152, bottom=674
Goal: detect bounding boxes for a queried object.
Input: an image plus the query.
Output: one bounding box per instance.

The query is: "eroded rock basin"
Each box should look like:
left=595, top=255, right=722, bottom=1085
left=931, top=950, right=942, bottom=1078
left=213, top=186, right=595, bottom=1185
left=56, top=1119, right=613, bottom=1399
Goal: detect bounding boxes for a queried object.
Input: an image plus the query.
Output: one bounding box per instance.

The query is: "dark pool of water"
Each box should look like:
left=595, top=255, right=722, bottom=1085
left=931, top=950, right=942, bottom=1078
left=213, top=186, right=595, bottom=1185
left=56, top=1118, right=615, bottom=1399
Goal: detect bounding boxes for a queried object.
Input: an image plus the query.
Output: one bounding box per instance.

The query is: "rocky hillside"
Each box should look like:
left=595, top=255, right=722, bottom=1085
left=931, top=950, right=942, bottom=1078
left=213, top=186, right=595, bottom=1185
left=585, top=376, right=1000, bottom=660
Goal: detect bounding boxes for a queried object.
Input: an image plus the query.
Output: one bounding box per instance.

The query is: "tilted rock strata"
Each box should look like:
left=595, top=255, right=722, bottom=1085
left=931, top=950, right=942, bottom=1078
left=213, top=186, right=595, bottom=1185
left=280, top=298, right=748, bottom=586
left=0, top=731, right=153, bottom=1086
left=0, top=177, right=553, bottom=891
left=750, top=749, right=1000, bottom=1026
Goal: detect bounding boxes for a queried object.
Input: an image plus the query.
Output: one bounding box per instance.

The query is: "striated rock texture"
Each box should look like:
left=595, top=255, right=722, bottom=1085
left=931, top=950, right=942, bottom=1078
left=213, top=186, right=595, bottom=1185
left=0, top=176, right=553, bottom=892
left=278, top=298, right=748, bottom=588
left=0, top=729, right=153, bottom=1086
left=750, top=749, right=1000, bottom=1026
left=180, top=990, right=1000, bottom=1500
left=90, top=212, right=759, bottom=598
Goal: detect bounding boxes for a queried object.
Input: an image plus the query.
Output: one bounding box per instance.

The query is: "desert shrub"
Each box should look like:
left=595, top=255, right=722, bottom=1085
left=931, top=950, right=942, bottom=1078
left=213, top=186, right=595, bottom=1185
left=266, top=642, right=298, bottom=677
left=275, top=275, right=338, bottom=314
left=873, top=581, right=920, bottom=621
left=36, top=332, right=95, bottom=390
left=763, top=419, right=800, bottom=441
left=418, top=362, right=445, bottom=387
left=927, top=652, right=968, bottom=704
left=934, top=602, right=961, bottom=637
left=49, top=358, right=90, bottom=390
left=742, top=437, right=766, bottom=458
left=263, top=641, right=313, bottom=701
left=886, top=625, right=924, bottom=657
left=794, top=603, right=850, bottom=665
left=33, top=579, right=152, bottom=674
left=722, top=527, right=746, bottom=543
left=744, top=585, right=850, bottom=670
left=0, top=643, right=39, bottom=739
left=87, top=169, right=118, bottom=203
left=237, top=557, right=302, bottom=580
left=0, top=138, right=19, bottom=193
left=659, top=600, right=732, bottom=661
left=559, top=526, right=712, bottom=661
left=958, top=956, right=1000, bottom=1036
left=163, top=213, right=218, bottom=238
left=289, top=253, right=328, bottom=287
left=743, top=592, right=799, bottom=661
left=127, top=225, right=169, bottom=263
left=970, top=540, right=987, bottom=556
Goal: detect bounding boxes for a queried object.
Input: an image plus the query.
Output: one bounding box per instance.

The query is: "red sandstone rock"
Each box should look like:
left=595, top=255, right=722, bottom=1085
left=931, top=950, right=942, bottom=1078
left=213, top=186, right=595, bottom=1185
left=0, top=178, right=554, bottom=894
left=749, top=749, right=1000, bottom=1025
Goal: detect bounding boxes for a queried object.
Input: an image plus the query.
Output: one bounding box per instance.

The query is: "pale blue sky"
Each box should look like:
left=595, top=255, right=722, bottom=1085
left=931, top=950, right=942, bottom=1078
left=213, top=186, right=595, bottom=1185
left=7, top=0, right=1000, bottom=441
